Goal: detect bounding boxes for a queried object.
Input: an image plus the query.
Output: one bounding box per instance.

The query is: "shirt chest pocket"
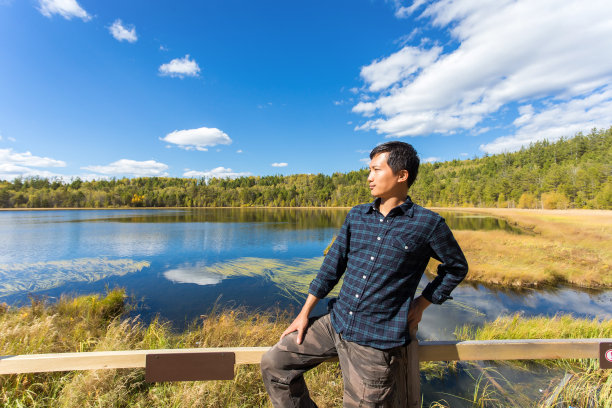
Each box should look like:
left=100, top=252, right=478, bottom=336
left=394, top=236, right=423, bottom=254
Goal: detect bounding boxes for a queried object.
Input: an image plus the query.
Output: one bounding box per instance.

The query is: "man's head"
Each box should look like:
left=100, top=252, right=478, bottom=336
left=367, top=142, right=419, bottom=200
left=369, top=141, right=420, bottom=189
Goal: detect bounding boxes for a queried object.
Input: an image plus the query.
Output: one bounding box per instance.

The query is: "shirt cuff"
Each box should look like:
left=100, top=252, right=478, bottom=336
left=421, top=285, right=453, bottom=305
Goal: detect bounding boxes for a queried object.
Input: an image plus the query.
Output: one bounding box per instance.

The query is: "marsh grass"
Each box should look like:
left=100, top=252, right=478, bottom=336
left=429, top=208, right=612, bottom=288
left=0, top=290, right=345, bottom=407
left=1, top=291, right=610, bottom=407
left=455, top=313, right=612, bottom=407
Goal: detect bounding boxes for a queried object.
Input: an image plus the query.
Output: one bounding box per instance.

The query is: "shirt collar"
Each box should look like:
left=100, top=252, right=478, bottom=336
left=364, top=196, right=414, bottom=217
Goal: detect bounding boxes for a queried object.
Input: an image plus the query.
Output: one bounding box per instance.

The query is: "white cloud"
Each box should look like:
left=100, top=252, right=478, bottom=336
left=271, top=162, right=288, bottom=168
left=82, top=159, right=169, bottom=177
left=38, top=0, right=90, bottom=21
left=360, top=46, right=442, bottom=92
left=236, top=149, right=243, bottom=153
left=183, top=167, right=251, bottom=180
left=8, top=137, right=16, bottom=142
left=393, top=0, right=429, bottom=19
left=354, top=0, right=612, bottom=151
left=359, top=157, right=370, bottom=164
left=481, top=86, right=612, bottom=153
left=159, top=55, right=201, bottom=78
left=161, top=126, right=232, bottom=151
left=0, top=148, right=66, bottom=168
left=109, top=19, right=137, bottom=43
left=0, top=148, right=67, bottom=180
left=423, top=157, right=441, bottom=163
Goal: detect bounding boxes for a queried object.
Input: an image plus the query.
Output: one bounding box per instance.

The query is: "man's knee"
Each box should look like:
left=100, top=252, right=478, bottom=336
left=260, top=346, right=279, bottom=377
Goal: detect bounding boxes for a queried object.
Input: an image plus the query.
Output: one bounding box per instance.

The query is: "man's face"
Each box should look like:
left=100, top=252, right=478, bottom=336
left=367, top=152, right=407, bottom=199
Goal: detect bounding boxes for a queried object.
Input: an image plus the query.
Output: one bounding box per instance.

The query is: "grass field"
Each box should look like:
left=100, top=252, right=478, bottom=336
left=429, top=208, right=612, bottom=288
left=1, top=289, right=610, bottom=407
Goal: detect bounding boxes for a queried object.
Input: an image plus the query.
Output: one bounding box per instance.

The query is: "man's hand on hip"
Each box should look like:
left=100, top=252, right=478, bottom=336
left=407, top=295, right=431, bottom=329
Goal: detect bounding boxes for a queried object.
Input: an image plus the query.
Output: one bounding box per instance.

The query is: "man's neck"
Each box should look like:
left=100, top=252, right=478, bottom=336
left=377, top=196, right=407, bottom=217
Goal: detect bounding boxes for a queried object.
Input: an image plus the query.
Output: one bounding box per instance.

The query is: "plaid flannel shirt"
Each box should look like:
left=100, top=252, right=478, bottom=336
left=309, top=197, right=468, bottom=349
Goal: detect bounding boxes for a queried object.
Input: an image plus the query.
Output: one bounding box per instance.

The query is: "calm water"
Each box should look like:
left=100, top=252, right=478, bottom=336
left=1, top=208, right=609, bottom=405
left=0, top=208, right=608, bottom=337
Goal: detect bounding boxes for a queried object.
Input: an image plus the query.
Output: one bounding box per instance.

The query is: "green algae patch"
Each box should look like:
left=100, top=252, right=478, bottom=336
left=0, top=258, right=150, bottom=297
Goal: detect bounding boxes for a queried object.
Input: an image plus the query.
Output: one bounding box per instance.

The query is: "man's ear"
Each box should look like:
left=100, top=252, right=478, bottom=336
left=397, top=170, right=409, bottom=183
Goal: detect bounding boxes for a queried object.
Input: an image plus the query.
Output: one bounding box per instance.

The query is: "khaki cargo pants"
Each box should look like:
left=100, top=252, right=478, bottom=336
left=261, top=313, right=420, bottom=408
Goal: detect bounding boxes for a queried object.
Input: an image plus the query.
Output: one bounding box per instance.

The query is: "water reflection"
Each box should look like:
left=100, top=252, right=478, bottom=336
left=49, top=207, right=525, bottom=233
left=0, top=257, right=149, bottom=298
left=164, top=262, right=224, bottom=286
left=437, top=211, right=525, bottom=234
left=67, top=208, right=350, bottom=230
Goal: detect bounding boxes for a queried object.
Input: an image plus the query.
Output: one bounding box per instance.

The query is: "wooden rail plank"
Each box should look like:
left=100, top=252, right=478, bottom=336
left=0, top=340, right=609, bottom=375
left=419, top=338, right=607, bottom=362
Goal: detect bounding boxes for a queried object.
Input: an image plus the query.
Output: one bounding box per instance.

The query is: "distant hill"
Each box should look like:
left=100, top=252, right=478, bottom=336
left=1, top=127, right=610, bottom=209
left=410, top=126, right=612, bottom=209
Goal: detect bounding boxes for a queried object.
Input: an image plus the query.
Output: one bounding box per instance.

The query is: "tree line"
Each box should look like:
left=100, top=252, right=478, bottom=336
left=1, top=127, right=610, bottom=209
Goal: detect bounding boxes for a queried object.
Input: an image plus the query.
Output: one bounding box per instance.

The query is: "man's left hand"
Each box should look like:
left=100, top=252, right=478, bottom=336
left=407, top=295, right=431, bottom=329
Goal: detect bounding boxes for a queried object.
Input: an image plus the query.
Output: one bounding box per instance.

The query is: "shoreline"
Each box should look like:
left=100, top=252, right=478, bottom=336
left=1, top=206, right=610, bottom=215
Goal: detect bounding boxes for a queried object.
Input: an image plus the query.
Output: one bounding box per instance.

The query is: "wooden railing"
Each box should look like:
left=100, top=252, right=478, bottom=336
left=2, top=339, right=609, bottom=408
left=1, top=338, right=608, bottom=375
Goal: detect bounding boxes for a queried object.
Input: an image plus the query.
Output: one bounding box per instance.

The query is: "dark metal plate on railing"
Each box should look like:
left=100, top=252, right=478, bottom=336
left=145, top=352, right=235, bottom=382
left=601, top=342, right=612, bottom=369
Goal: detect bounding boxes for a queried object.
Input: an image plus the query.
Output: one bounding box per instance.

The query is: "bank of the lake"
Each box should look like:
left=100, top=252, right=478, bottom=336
left=0, top=289, right=609, bottom=407
left=426, top=208, right=612, bottom=289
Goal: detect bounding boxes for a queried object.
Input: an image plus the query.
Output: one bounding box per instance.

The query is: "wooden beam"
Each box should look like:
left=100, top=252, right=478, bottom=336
left=0, top=340, right=609, bottom=375
left=418, top=338, right=608, bottom=362
left=0, top=347, right=269, bottom=375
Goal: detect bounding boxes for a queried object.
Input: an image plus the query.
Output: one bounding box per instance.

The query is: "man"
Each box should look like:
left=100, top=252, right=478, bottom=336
left=261, top=141, right=468, bottom=407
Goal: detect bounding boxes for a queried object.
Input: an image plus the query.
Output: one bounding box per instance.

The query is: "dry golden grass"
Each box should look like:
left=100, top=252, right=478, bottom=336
left=2, top=291, right=611, bottom=407
left=429, top=208, right=612, bottom=288
left=455, top=313, right=612, bottom=408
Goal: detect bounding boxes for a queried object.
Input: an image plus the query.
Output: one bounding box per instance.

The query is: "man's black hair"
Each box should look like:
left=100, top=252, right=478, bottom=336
left=369, top=141, right=420, bottom=189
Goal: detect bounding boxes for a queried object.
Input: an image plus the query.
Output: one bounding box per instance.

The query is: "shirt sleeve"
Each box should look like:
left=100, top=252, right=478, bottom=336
left=421, top=217, right=468, bottom=304
left=308, top=210, right=351, bottom=299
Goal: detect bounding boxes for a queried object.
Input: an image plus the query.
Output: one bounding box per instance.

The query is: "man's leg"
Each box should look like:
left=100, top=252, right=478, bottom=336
left=337, top=338, right=406, bottom=408
left=261, top=314, right=338, bottom=408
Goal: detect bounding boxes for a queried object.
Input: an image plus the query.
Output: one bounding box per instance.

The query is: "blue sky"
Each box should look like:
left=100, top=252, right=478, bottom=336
left=1, top=0, right=611, bottom=180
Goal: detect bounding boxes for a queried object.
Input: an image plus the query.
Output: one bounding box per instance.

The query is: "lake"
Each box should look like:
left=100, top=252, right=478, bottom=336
left=1, top=208, right=609, bottom=339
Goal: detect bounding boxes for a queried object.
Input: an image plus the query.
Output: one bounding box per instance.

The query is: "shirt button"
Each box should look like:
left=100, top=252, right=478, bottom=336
left=362, top=275, right=367, bottom=279
left=404, top=245, right=408, bottom=250
left=349, top=311, right=353, bottom=315
left=379, top=218, right=383, bottom=222
left=370, top=256, right=374, bottom=261
left=355, top=294, right=359, bottom=298
left=377, top=236, right=381, bottom=241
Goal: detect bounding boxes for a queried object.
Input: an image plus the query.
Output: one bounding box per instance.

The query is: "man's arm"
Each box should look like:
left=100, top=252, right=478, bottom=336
left=281, top=211, right=352, bottom=344
left=421, top=217, right=469, bottom=305
left=280, top=294, right=320, bottom=344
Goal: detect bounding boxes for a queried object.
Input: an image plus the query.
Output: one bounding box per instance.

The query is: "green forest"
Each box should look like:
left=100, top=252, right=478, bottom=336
left=1, top=127, right=611, bottom=209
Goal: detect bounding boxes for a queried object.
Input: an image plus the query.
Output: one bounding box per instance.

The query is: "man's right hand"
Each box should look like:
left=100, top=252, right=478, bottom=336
left=280, top=312, right=310, bottom=344
left=281, top=294, right=320, bottom=344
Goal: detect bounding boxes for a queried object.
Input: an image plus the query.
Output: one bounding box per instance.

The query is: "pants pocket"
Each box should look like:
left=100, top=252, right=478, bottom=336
left=359, top=377, right=394, bottom=407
